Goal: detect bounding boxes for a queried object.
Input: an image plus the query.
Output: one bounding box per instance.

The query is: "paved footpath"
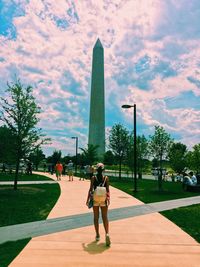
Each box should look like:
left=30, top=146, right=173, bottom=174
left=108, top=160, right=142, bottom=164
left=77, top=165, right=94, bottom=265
left=9, top=173, right=200, bottom=267
left=0, top=180, right=56, bottom=185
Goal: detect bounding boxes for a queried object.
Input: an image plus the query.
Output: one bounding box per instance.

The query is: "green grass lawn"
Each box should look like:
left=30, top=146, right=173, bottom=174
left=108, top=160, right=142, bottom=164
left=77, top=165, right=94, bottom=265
left=0, top=183, right=60, bottom=266
left=162, top=205, right=200, bottom=243
left=110, top=177, right=200, bottom=203
left=110, top=177, right=200, bottom=243
left=0, top=172, right=53, bottom=181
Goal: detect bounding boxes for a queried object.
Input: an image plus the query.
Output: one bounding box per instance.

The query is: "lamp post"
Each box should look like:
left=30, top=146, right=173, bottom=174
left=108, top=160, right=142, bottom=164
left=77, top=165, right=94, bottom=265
left=121, top=104, right=137, bottom=192
left=71, top=136, right=78, bottom=175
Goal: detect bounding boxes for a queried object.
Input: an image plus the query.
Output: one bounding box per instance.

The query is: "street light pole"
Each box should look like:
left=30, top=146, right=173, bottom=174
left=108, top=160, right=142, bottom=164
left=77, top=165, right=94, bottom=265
left=121, top=104, right=137, bottom=192
left=71, top=136, right=78, bottom=175
left=133, top=104, right=137, bottom=192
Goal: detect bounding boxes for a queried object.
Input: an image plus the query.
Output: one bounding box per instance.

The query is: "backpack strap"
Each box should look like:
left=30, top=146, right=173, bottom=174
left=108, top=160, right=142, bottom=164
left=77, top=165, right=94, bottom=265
left=102, top=176, right=107, bottom=187
left=94, top=175, right=107, bottom=187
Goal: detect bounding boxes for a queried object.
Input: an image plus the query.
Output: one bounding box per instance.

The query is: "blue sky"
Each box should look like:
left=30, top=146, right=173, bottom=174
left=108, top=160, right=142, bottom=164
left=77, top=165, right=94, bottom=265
left=0, top=0, right=200, bottom=156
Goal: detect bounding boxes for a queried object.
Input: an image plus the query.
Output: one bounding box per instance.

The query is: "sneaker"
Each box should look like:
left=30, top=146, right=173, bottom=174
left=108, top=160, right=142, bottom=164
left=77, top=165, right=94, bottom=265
left=105, top=234, right=111, bottom=246
left=95, top=234, right=100, bottom=241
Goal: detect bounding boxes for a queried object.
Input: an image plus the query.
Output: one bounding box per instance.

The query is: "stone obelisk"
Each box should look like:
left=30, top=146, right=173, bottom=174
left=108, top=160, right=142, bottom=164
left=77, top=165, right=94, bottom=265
left=88, top=38, right=105, bottom=159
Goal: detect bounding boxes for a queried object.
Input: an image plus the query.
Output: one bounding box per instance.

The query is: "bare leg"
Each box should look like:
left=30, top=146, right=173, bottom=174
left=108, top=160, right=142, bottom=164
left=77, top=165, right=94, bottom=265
left=101, top=206, right=111, bottom=246
left=101, top=206, right=109, bottom=234
left=93, top=206, right=100, bottom=237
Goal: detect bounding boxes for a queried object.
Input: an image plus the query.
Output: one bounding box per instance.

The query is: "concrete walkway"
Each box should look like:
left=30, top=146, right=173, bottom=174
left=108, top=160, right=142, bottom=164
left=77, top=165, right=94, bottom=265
left=2, top=196, right=200, bottom=245
left=9, top=173, right=200, bottom=267
left=0, top=180, right=56, bottom=185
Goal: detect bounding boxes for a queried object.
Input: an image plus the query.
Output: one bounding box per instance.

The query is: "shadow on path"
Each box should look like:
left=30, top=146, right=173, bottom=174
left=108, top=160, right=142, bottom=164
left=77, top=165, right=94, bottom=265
left=82, top=241, right=110, bottom=254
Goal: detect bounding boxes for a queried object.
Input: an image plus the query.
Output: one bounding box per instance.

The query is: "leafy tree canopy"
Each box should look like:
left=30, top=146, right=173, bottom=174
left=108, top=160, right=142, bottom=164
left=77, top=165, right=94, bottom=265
left=149, top=125, right=173, bottom=161
left=0, top=125, right=16, bottom=163
left=80, top=144, right=98, bottom=165
left=169, top=142, right=187, bottom=174
left=0, top=79, right=50, bottom=189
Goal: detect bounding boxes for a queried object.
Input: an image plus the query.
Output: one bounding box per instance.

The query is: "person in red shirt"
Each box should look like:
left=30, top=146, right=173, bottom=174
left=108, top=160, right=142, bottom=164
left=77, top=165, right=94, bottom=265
left=55, top=161, right=63, bottom=181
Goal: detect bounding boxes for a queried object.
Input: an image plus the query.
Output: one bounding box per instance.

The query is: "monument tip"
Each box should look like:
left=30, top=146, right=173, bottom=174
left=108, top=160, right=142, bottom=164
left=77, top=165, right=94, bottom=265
left=94, top=38, right=103, bottom=48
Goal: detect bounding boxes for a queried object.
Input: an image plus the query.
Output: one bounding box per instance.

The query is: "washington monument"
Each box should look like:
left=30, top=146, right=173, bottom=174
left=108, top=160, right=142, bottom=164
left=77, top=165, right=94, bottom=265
left=88, top=38, right=105, bottom=159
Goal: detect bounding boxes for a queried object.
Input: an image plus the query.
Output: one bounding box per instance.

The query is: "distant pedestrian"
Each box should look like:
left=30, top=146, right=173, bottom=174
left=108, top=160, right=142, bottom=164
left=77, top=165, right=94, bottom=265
left=2, top=163, right=6, bottom=173
left=79, top=164, right=85, bottom=181
left=171, top=173, right=175, bottom=182
left=152, top=168, right=159, bottom=180
left=62, top=163, right=66, bottom=175
left=189, top=171, right=197, bottom=185
left=86, top=162, right=111, bottom=246
left=176, top=173, right=182, bottom=182
left=43, top=163, right=47, bottom=172
left=163, top=169, right=167, bottom=181
left=27, top=161, right=32, bottom=175
left=183, top=173, right=193, bottom=186
left=48, top=164, right=51, bottom=173
left=67, top=160, right=74, bottom=181
left=85, top=165, right=90, bottom=179
left=51, top=164, right=54, bottom=175
left=55, top=161, right=63, bottom=181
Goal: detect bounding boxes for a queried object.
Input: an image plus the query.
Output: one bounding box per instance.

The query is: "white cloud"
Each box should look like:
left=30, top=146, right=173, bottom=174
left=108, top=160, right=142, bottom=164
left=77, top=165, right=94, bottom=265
left=0, top=0, right=200, bottom=155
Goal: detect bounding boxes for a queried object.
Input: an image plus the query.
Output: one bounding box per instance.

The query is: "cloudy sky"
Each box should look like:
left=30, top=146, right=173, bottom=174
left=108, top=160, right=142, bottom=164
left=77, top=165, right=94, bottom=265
left=0, top=0, right=200, bottom=156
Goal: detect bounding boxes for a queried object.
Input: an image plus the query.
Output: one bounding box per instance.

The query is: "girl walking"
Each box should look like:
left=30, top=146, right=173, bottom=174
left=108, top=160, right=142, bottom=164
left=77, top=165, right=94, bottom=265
left=86, top=163, right=111, bottom=246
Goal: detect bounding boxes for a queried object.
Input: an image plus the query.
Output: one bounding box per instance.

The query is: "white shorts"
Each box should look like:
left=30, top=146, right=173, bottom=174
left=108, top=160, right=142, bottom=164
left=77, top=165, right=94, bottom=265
left=93, top=200, right=107, bottom=207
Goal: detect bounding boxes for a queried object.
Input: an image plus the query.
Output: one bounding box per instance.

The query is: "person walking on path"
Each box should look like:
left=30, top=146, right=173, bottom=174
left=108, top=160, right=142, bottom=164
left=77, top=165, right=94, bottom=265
left=79, top=164, right=85, bottom=181
left=67, top=160, right=74, bottom=181
left=189, top=171, right=197, bottom=185
left=51, top=163, right=54, bottom=175
left=86, top=162, right=111, bottom=246
left=43, top=163, right=47, bottom=172
left=62, top=163, right=66, bottom=175
left=26, top=161, right=32, bottom=175
left=85, top=165, right=90, bottom=179
left=1, top=163, right=6, bottom=173
left=55, top=161, right=63, bottom=181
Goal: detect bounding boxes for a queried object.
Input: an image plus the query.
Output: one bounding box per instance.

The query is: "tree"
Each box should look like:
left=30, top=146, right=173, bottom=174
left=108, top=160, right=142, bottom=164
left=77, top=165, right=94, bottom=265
left=0, top=80, right=49, bottom=190
left=108, top=123, right=129, bottom=179
left=168, top=142, right=187, bottom=174
left=149, top=125, right=173, bottom=191
left=104, top=150, right=116, bottom=166
left=152, top=158, right=159, bottom=168
left=29, top=148, right=45, bottom=170
left=80, top=144, right=98, bottom=165
left=137, top=135, right=149, bottom=178
left=48, top=150, right=62, bottom=166
left=125, top=134, right=134, bottom=177
left=62, top=154, right=72, bottom=164
left=186, top=144, right=200, bottom=173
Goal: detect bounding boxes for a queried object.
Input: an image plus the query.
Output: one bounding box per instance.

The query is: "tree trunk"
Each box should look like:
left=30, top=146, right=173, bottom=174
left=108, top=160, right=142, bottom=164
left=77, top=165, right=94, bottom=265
left=138, top=158, right=142, bottom=179
left=158, top=171, right=162, bottom=191
left=119, top=157, right=122, bottom=179
left=158, top=157, right=163, bottom=191
left=14, top=159, right=20, bottom=190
